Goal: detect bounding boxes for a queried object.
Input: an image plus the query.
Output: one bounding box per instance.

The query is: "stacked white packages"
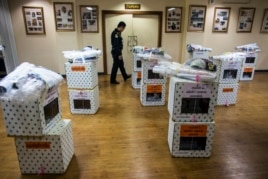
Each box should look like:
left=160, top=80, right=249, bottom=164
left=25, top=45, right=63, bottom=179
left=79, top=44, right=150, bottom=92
left=235, top=43, right=260, bottom=81
left=63, top=46, right=101, bottom=114
left=151, top=52, right=218, bottom=158
left=137, top=47, right=171, bottom=106
left=212, top=52, right=244, bottom=105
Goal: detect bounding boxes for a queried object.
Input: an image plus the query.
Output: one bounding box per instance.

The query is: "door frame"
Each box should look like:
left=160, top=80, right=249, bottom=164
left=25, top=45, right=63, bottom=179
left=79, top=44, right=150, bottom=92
left=102, top=10, right=163, bottom=74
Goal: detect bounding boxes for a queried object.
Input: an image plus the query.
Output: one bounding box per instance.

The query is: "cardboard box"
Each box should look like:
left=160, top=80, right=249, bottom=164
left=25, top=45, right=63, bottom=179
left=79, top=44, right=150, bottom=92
left=168, top=77, right=218, bottom=122
left=214, top=54, right=243, bottom=84
left=142, top=60, right=167, bottom=84
left=68, top=86, right=99, bottom=114
left=240, top=66, right=255, bottom=81
left=1, top=86, right=61, bottom=136
left=14, top=119, right=74, bottom=174
left=191, top=51, right=209, bottom=59
left=133, top=54, right=142, bottom=72
left=217, top=83, right=239, bottom=105
left=140, top=83, right=166, bottom=106
left=168, top=117, right=215, bottom=157
left=65, top=62, right=98, bottom=89
left=132, top=71, right=142, bottom=89
left=243, top=52, right=258, bottom=67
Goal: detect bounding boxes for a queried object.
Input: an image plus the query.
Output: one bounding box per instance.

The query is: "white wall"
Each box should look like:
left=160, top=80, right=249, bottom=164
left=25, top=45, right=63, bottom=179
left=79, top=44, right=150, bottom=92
left=186, top=0, right=268, bottom=70
left=7, top=0, right=268, bottom=73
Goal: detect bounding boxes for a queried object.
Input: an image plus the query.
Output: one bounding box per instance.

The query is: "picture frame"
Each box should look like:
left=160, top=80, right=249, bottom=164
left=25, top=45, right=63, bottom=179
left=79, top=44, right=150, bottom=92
left=165, top=7, right=182, bottom=33
left=80, top=5, right=99, bottom=33
left=53, top=2, right=75, bottom=31
left=188, top=5, right=207, bottom=32
left=236, top=7, right=255, bottom=33
left=260, top=8, right=268, bottom=33
left=22, top=6, right=46, bottom=35
left=212, top=7, right=231, bottom=33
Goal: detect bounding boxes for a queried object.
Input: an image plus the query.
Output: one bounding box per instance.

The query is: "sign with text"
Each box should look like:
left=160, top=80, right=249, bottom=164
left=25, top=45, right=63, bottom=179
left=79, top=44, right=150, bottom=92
left=125, top=4, right=141, bottom=9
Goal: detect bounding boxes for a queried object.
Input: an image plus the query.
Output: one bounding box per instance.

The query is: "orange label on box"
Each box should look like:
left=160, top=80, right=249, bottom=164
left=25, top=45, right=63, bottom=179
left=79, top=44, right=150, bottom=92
left=180, top=125, right=207, bottom=137
left=25, top=142, right=51, bottom=149
left=146, top=85, right=162, bottom=93
left=71, top=66, right=86, bottom=72
left=137, top=71, right=142, bottom=79
left=223, top=88, right=234, bottom=93
left=243, top=68, right=253, bottom=72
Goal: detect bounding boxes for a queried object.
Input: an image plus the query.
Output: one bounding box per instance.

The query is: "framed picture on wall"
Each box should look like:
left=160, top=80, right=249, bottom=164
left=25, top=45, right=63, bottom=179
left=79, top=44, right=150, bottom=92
left=80, top=5, right=99, bottom=33
left=260, top=8, right=268, bottom=33
left=236, top=7, right=255, bottom=33
left=188, top=5, right=206, bottom=32
left=212, top=7, right=231, bottom=33
left=53, top=2, right=75, bottom=31
left=22, top=6, right=46, bottom=35
left=165, top=7, right=182, bottom=33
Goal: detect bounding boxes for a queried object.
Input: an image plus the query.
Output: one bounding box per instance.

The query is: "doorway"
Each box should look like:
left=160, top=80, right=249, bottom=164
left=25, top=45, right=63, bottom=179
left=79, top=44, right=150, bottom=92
left=102, top=11, right=162, bottom=74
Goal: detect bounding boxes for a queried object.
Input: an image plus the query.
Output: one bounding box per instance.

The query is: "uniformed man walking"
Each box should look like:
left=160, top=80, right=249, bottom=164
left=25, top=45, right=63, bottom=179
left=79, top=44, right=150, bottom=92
left=110, top=21, right=131, bottom=84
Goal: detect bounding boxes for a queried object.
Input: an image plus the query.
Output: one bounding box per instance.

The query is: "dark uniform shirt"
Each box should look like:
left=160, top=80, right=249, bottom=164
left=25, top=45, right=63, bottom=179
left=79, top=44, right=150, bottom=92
left=111, top=28, right=123, bottom=57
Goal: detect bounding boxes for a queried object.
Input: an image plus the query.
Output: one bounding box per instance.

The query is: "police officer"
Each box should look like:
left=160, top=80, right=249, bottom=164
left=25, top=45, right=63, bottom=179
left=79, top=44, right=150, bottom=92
left=110, top=21, right=131, bottom=84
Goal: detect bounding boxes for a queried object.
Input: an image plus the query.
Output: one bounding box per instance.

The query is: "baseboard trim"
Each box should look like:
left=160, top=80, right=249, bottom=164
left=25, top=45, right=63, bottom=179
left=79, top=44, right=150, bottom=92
left=255, top=70, right=268, bottom=72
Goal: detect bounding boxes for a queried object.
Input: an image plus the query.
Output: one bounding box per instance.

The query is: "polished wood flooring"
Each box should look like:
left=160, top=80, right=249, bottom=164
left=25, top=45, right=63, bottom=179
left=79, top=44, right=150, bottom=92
left=0, top=73, right=268, bottom=179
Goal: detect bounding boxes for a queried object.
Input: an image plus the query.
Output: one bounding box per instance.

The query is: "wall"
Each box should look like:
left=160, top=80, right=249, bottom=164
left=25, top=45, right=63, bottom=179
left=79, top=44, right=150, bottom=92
left=7, top=0, right=268, bottom=73
left=185, top=0, right=268, bottom=70
left=8, top=0, right=184, bottom=74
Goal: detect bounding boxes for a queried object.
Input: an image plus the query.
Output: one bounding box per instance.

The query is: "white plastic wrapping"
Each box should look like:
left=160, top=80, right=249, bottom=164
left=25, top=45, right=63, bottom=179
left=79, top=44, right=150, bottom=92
left=63, top=46, right=102, bottom=63
left=0, top=62, right=63, bottom=103
left=134, top=47, right=172, bottom=61
left=235, top=43, right=260, bottom=52
left=153, top=61, right=217, bottom=82
left=0, top=45, right=4, bottom=51
left=187, top=44, right=213, bottom=52
left=131, top=46, right=147, bottom=53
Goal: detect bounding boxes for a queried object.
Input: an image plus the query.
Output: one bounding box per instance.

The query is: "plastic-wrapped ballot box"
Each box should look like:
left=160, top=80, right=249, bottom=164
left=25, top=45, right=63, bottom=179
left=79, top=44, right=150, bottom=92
left=132, top=71, right=142, bottom=89
left=168, top=117, right=215, bottom=157
left=142, top=59, right=167, bottom=84
left=168, top=77, right=218, bottom=122
left=65, top=62, right=98, bottom=89
left=140, top=83, right=166, bottom=106
left=213, top=53, right=244, bottom=83
left=133, top=54, right=142, bottom=72
left=243, top=52, right=258, bottom=66
left=68, top=86, right=99, bottom=114
left=14, top=119, right=74, bottom=174
left=217, top=83, right=239, bottom=105
left=0, top=86, right=61, bottom=136
left=240, top=66, right=255, bottom=81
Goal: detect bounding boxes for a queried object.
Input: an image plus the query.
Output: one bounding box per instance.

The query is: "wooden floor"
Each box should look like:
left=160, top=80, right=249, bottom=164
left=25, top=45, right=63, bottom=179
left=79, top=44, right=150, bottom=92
left=0, top=73, right=268, bottom=179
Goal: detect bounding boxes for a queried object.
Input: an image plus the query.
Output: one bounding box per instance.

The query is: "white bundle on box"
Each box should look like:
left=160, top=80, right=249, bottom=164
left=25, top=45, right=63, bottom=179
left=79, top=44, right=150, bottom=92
left=187, top=44, right=213, bottom=52
left=0, top=62, right=63, bottom=103
left=63, top=46, right=102, bottom=63
left=0, top=62, right=35, bottom=94
left=131, top=45, right=147, bottom=54
left=235, top=43, right=260, bottom=52
left=0, top=62, right=64, bottom=136
left=136, top=47, right=171, bottom=61
left=187, top=44, right=212, bottom=59
left=153, top=60, right=217, bottom=82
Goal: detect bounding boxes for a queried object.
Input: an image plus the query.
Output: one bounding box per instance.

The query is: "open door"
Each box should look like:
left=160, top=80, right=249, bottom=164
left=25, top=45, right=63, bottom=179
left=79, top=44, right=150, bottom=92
left=102, top=11, right=162, bottom=75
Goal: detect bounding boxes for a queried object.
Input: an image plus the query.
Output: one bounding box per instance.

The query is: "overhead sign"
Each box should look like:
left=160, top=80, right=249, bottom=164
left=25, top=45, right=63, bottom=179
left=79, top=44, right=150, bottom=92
left=125, top=4, right=141, bottom=9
